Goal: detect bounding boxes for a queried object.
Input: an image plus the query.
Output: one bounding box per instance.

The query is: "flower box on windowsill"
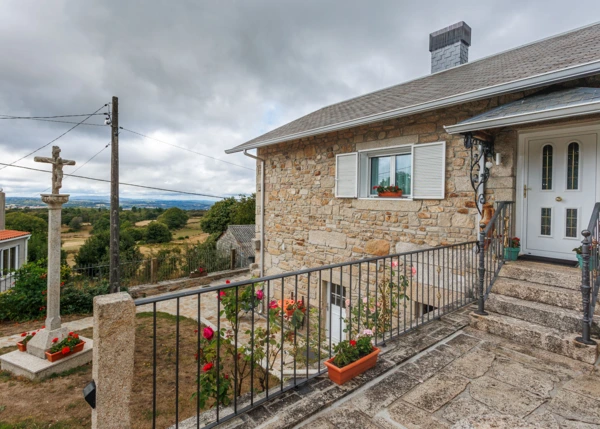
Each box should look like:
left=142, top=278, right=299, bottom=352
left=323, top=347, right=380, bottom=385
left=45, top=341, right=85, bottom=363
left=378, top=191, right=403, bottom=198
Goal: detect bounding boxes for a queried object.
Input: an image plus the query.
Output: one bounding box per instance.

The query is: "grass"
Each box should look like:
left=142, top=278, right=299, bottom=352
left=0, top=312, right=276, bottom=428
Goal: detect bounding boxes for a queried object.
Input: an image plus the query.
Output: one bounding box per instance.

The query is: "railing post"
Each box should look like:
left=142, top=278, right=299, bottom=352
left=230, top=248, right=236, bottom=270
left=476, top=221, right=488, bottom=315
left=150, top=258, right=158, bottom=284
left=576, top=230, right=597, bottom=345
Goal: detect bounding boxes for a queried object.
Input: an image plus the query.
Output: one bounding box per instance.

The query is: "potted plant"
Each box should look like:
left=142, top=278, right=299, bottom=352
left=573, top=245, right=598, bottom=270
left=190, top=267, right=208, bottom=278
left=323, top=331, right=380, bottom=385
left=17, top=330, right=38, bottom=352
left=504, top=237, right=520, bottom=261
left=45, top=332, right=85, bottom=362
left=373, top=185, right=403, bottom=198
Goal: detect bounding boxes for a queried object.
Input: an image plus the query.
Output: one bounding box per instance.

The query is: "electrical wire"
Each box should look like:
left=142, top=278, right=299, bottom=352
left=0, top=162, right=227, bottom=199
left=0, top=113, right=106, bottom=119
left=119, top=127, right=254, bottom=171
left=0, top=103, right=109, bottom=172
left=0, top=118, right=107, bottom=126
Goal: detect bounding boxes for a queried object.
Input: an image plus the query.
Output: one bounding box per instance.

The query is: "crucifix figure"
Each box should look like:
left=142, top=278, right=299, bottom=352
left=34, top=146, right=76, bottom=195
left=26, top=146, right=76, bottom=359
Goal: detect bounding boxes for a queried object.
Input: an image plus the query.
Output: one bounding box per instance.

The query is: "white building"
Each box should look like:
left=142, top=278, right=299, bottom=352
left=0, top=190, right=31, bottom=292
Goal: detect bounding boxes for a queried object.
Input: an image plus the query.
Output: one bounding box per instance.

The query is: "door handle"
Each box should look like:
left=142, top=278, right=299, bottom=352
left=523, top=185, right=532, bottom=198
left=555, top=196, right=563, bottom=202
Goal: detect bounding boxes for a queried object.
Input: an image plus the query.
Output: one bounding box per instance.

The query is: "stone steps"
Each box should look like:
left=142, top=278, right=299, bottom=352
left=499, top=260, right=580, bottom=291
left=469, top=312, right=598, bottom=365
left=487, top=293, right=600, bottom=336
left=492, top=277, right=595, bottom=314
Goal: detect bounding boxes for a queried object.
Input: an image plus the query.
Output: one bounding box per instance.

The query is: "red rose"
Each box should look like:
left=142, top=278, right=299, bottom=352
left=21, top=332, right=27, bottom=337
left=202, top=362, right=213, bottom=372
left=219, top=291, right=226, bottom=300
left=224, top=374, right=229, bottom=379
left=350, top=340, right=357, bottom=346
left=61, top=346, right=71, bottom=355
left=52, top=338, right=58, bottom=343
left=68, top=332, right=74, bottom=336
left=269, top=300, right=278, bottom=309
left=73, top=333, right=79, bottom=339
left=203, top=327, right=214, bottom=341
left=225, top=280, right=231, bottom=284
left=194, top=329, right=198, bottom=334
left=31, top=332, right=36, bottom=336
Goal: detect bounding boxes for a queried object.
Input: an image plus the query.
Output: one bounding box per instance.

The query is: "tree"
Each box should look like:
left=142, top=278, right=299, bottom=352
left=92, top=216, right=111, bottom=234
left=200, top=198, right=237, bottom=235
left=75, top=229, right=142, bottom=267
left=157, top=207, right=189, bottom=230
left=5, top=212, right=48, bottom=261
left=69, top=216, right=83, bottom=231
left=231, top=194, right=256, bottom=225
left=145, top=221, right=172, bottom=244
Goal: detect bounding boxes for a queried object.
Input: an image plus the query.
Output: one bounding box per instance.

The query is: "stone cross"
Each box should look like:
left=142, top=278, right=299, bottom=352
left=27, top=146, right=76, bottom=359
left=34, top=146, right=76, bottom=195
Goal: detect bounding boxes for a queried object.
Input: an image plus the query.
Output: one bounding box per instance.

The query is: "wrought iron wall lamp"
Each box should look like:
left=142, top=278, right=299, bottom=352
left=463, top=131, right=496, bottom=215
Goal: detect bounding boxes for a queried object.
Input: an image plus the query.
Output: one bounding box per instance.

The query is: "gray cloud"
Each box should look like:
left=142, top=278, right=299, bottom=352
left=1, top=0, right=598, bottom=199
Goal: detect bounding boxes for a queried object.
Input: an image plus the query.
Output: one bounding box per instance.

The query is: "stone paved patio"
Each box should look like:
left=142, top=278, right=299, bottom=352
left=292, top=325, right=600, bottom=429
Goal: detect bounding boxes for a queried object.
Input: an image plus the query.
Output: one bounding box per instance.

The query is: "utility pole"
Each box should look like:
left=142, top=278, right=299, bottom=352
left=109, top=96, right=120, bottom=293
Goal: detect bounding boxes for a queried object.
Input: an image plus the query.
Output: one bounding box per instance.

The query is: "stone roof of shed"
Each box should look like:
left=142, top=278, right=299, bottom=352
left=225, top=225, right=255, bottom=244
left=226, top=22, right=600, bottom=154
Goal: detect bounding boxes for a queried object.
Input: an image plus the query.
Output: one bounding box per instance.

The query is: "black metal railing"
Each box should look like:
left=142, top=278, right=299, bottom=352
left=475, top=201, right=514, bottom=315
left=133, top=241, right=478, bottom=428
left=577, top=202, right=600, bottom=345
left=69, top=245, right=251, bottom=289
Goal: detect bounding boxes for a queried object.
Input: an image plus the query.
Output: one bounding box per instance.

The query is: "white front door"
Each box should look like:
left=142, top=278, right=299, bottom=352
left=523, top=133, right=598, bottom=260
left=327, top=282, right=346, bottom=344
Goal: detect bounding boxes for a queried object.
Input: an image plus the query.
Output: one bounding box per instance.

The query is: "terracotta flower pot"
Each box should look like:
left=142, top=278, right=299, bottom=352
left=45, top=341, right=85, bottom=363
left=378, top=191, right=402, bottom=198
left=324, top=347, right=380, bottom=385
left=17, top=342, right=27, bottom=352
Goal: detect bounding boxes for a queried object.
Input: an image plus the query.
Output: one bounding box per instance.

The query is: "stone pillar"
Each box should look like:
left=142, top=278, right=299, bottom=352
left=92, top=292, right=135, bottom=429
left=26, top=194, right=70, bottom=358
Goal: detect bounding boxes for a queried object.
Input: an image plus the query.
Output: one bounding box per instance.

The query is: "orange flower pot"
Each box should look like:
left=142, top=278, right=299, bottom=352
left=45, top=341, right=85, bottom=363
left=323, top=347, right=380, bottom=385
left=17, top=342, right=27, bottom=352
left=378, top=191, right=402, bottom=198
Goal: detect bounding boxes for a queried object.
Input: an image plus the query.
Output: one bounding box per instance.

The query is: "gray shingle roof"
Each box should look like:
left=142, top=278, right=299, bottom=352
left=455, top=87, right=600, bottom=126
left=227, top=225, right=255, bottom=244
left=226, top=22, right=600, bottom=154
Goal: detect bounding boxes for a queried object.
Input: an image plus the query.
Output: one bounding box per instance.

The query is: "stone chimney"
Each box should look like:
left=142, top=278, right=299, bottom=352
left=429, top=21, right=471, bottom=73
left=0, top=189, right=5, bottom=230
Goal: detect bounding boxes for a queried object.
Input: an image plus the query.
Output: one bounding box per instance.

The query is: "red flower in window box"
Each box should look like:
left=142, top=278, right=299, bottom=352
left=374, top=185, right=403, bottom=198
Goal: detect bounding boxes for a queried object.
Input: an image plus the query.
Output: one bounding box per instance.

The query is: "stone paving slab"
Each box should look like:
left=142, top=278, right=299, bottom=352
left=289, top=324, right=599, bottom=429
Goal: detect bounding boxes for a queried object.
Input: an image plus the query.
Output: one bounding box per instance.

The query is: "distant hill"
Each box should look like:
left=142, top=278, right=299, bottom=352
left=6, top=196, right=215, bottom=211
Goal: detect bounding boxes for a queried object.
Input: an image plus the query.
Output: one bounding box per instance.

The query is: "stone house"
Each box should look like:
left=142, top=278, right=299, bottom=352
left=226, top=22, right=600, bottom=344
left=216, top=224, right=256, bottom=265
left=0, top=190, right=31, bottom=292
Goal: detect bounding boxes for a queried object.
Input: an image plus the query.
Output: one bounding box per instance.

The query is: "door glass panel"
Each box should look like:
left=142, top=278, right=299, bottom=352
left=541, top=208, right=552, bottom=236
left=370, top=156, right=390, bottom=194
left=330, top=283, right=346, bottom=308
left=566, top=209, right=578, bottom=238
left=567, top=142, right=580, bottom=190
left=395, top=154, right=412, bottom=196
left=542, top=145, right=553, bottom=190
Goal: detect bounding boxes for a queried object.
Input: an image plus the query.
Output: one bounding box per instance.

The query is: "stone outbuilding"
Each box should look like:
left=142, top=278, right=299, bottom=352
left=216, top=224, right=256, bottom=265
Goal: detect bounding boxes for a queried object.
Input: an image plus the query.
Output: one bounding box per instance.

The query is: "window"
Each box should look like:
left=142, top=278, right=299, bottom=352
left=0, top=246, right=19, bottom=277
left=566, top=208, right=578, bottom=238
left=335, top=142, right=445, bottom=200
left=369, top=154, right=412, bottom=196
left=541, top=208, right=552, bottom=236
left=542, top=145, right=553, bottom=190
left=567, top=142, right=579, bottom=190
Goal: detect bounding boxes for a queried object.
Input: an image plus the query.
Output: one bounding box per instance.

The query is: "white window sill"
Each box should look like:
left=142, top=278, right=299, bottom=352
left=359, top=197, right=414, bottom=201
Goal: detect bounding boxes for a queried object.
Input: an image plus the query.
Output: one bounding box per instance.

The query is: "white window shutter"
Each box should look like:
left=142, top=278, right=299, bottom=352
left=413, top=142, right=446, bottom=199
left=335, top=153, right=358, bottom=198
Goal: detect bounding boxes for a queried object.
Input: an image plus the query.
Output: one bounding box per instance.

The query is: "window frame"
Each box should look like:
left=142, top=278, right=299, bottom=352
left=359, top=143, right=414, bottom=200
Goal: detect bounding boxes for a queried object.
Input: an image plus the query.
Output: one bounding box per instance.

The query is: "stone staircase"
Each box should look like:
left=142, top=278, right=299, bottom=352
left=470, top=260, right=600, bottom=365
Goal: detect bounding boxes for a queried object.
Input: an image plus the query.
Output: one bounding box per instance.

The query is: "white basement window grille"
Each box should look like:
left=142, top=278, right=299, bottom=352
left=335, top=142, right=446, bottom=200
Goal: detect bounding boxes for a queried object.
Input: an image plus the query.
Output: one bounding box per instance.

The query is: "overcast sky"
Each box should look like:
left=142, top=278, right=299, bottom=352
left=1, top=1, right=598, bottom=201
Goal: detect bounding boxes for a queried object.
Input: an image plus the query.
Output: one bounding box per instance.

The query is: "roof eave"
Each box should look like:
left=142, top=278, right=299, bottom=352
left=444, top=100, right=600, bottom=134
left=225, top=59, right=600, bottom=154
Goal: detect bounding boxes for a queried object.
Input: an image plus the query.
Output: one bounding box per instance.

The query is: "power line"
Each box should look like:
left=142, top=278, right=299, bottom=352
left=0, top=162, right=227, bottom=199
left=0, top=118, right=107, bottom=126
left=0, top=103, right=109, bottom=172
left=120, top=127, right=254, bottom=171
left=0, top=113, right=106, bottom=119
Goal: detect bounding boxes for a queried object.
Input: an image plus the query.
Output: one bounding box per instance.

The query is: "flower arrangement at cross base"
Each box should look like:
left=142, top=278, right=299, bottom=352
left=324, top=330, right=380, bottom=385
left=45, top=332, right=85, bottom=362
left=17, top=329, right=40, bottom=352
left=190, top=266, right=208, bottom=278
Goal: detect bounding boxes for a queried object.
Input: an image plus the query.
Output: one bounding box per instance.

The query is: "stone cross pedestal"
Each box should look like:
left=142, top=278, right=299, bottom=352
left=26, top=146, right=76, bottom=359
